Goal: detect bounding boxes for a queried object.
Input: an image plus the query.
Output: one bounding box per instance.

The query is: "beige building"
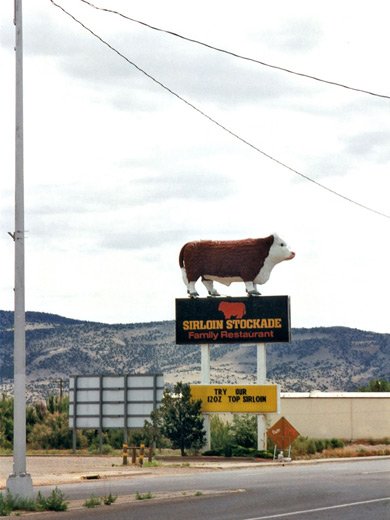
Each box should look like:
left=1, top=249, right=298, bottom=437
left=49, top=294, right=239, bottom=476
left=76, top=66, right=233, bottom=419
left=270, top=392, right=390, bottom=440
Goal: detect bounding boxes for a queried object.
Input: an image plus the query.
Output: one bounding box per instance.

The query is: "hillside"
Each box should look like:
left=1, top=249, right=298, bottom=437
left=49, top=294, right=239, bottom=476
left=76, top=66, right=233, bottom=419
left=1, top=311, right=389, bottom=402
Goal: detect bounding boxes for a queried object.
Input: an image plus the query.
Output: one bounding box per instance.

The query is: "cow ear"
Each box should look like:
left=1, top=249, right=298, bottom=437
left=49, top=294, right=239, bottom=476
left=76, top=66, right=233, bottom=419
left=267, top=234, right=275, bottom=246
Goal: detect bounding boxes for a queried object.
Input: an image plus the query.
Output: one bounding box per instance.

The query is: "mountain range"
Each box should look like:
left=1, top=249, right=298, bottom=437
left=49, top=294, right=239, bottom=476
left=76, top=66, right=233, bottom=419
left=1, top=311, right=389, bottom=402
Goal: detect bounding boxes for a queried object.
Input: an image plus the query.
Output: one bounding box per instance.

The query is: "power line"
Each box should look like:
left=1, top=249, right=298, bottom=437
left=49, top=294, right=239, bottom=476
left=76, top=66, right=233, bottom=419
left=50, top=0, right=390, bottom=220
left=79, top=0, right=390, bottom=101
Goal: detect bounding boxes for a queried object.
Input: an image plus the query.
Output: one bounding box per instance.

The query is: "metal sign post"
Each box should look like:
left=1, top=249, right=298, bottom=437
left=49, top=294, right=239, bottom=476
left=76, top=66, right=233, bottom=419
left=7, top=0, right=33, bottom=499
left=201, top=345, right=211, bottom=450
left=257, top=343, right=267, bottom=451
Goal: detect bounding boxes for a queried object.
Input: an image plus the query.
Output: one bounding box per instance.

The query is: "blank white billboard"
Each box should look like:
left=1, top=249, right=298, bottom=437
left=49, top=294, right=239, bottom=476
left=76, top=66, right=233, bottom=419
left=69, top=373, right=164, bottom=430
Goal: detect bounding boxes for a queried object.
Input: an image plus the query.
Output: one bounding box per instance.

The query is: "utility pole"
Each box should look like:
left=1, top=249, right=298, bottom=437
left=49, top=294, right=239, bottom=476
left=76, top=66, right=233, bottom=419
left=6, top=0, right=33, bottom=499
left=52, top=378, right=63, bottom=401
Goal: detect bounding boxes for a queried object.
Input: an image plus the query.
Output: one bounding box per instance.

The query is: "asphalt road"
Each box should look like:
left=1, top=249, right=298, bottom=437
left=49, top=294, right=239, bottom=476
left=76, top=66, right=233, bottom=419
left=36, top=458, right=390, bottom=519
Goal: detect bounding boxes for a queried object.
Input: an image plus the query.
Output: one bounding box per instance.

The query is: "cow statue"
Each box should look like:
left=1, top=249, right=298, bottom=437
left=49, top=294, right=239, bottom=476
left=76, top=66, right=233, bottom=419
left=179, top=233, right=295, bottom=297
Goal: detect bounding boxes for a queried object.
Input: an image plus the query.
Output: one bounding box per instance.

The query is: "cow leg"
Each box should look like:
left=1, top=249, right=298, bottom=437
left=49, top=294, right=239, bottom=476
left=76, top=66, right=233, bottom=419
left=181, top=268, right=199, bottom=297
left=201, top=278, right=220, bottom=297
left=187, top=282, right=199, bottom=298
left=245, top=281, right=261, bottom=296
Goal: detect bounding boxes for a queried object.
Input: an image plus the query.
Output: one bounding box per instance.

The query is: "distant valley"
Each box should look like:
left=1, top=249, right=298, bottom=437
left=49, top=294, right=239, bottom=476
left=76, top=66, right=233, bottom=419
left=0, top=311, right=389, bottom=402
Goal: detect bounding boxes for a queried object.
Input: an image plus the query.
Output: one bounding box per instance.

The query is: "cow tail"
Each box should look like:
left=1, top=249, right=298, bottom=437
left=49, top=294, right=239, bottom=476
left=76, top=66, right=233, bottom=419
left=179, top=244, right=186, bottom=267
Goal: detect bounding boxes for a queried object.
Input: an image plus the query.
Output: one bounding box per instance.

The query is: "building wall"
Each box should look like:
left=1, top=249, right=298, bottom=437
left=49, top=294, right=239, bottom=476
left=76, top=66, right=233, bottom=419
left=269, top=392, right=390, bottom=440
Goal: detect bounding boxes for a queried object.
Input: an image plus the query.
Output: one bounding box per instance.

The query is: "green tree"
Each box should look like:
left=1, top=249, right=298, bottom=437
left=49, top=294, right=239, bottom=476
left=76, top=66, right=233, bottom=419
left=230, top=415, right=257, bottom=449
left=158, top=382, right=205, bottom=456
left=210, top=415, right=233, bottom=454
left=0, top=393, right=14, bottom=449
left=357, top=378, right=390, bottom=392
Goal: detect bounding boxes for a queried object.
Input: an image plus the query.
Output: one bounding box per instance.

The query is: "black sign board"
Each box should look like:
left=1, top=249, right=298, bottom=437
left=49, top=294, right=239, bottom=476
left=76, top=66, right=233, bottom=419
left=176, top=296, right=291, bottom=344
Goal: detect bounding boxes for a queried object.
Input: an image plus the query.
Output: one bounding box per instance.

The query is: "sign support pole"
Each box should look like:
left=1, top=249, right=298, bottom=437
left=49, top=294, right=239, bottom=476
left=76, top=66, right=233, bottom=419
left=257, top=343, right=267, bottom=450
left=201, top=344, right=211, bottom=450
left=7, top=0, right=33, bottom=499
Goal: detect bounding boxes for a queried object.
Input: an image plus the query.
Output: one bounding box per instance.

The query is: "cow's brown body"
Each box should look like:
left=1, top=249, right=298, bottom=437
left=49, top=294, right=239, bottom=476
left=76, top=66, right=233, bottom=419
left=179, top=234, right=294, bottom=297
left=180, top=237, right=273, bottom=283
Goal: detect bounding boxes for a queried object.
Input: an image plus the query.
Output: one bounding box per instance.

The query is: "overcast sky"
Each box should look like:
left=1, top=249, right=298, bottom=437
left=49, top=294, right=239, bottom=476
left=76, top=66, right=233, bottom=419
left=1, top=0, right=389, bottom=333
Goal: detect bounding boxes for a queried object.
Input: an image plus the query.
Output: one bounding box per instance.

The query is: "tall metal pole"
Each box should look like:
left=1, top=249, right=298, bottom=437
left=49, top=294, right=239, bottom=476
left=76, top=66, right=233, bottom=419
left=7, top=0, right=33, bottom=498
left=257, top=343, right=267, bottom=451
left=201, top=345, right=211, bottom=450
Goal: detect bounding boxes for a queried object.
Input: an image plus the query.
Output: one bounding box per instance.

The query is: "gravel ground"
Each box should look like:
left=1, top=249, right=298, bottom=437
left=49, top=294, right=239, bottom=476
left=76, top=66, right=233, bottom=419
left=1, top=446, right=389, bottom=489
left=0, top=455, right=260, bottom=489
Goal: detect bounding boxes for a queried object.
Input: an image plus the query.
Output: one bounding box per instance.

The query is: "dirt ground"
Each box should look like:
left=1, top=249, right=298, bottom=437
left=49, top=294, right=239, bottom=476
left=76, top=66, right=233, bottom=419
left=1, top=446, right=389, bottom=489
left=0, top=455, right=262, bottom=489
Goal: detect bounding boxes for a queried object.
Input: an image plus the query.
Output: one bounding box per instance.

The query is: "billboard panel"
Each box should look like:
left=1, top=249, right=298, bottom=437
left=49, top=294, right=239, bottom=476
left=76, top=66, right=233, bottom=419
left=176, top=296, right=290, bottom=344
left=69, top=373, right=163, bottom=430
left=190, top=384, right=280, bottom=413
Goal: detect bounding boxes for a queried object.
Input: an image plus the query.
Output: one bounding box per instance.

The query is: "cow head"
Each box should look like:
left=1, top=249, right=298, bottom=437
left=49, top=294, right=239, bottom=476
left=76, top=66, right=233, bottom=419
left=269, top=233, right=295, bottom=264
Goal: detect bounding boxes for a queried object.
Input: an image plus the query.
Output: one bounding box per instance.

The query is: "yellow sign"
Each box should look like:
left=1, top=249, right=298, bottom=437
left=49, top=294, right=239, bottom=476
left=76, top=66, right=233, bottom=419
left=190, top=384, right=280, bottom=413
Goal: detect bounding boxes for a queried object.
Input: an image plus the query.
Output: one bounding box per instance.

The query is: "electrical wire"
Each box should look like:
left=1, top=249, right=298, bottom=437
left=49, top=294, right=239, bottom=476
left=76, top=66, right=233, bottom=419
left=79, top=0, right=390, bottom=101
left=50, top=0, right=390, bottom=220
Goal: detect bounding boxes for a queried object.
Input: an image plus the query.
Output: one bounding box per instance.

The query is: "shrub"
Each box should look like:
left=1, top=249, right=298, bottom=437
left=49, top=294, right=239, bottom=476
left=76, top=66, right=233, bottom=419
left=101, top=443, right=115, bottom=455
left=307, top=440, right=317, bottom=455
left=202, top=449, right=222, bottom=456
left=210, top=416, right=234, bottom=453
left=40, top=487, right=68, bottom=511
left=256, top=450, right=273, bottom=459
left=83, top=495, right=102, bottom=508
left=230, top=415, right=257, bottom=449
left=330, top=438, right=344, bottom=449
left=0, top=488, right=68, bottom=515
left=223, top=444, right=233, bottom=457
left=103, top=493, right=118, bottom=505
left=136, top=491, right=153, bottom=500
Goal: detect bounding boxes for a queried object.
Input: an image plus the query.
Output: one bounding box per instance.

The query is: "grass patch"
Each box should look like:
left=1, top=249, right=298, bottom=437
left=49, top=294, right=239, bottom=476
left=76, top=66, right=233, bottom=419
left=143, top=459, right=163, bottom=468
left=136, top=491, right=153, bottom=500
left=83, top=495, right=102, bottom=508
left=103, top=493, right=118, bottom=505
left=83, top=492, right=118, bottom=508
left=0, top=487, right=68, bottom=516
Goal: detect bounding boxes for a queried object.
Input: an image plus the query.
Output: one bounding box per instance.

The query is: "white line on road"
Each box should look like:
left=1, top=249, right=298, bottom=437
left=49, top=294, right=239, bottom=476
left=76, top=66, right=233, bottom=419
left=245, top=497, right=390, bottom=519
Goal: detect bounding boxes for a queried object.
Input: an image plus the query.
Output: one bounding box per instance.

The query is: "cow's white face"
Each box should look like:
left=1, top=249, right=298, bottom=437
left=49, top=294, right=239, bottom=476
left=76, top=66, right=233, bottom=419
left=269, top=233, right=295, bottom=264
left=254, top=233, right=295, bottom=285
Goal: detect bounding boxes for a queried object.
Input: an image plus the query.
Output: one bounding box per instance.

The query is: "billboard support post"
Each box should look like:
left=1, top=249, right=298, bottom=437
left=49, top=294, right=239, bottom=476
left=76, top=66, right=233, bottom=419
left=257, top=343, right=267, bottom=451
left=201, top=345, right=211, bottom=450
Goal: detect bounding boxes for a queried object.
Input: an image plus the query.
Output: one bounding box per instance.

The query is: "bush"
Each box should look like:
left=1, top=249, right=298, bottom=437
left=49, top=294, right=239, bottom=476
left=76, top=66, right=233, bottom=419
left=230, top=415, right=257, bottom=449
left=83, top=495, right=102, bottom=508
left=210, top=416, right=233, bottom=453
left=256, top=450, right=274, bottom=459
left=103, top=493, right=117, bottom=505
left=136, top=491, right=153, bottom=500
left=290, top=436, right=345, bottom=457
left=202, top=449, right=223, bottom=456
left=223, top=444, right=233, bottom=457
left=0, top=488, right=68, bottom=515
left=102, top=444, right=115, bottom=455
left=29, top=411, right=87, bottom=450
left=38, top=487, right=68, bottom=511
left=330, top=438, right=344, bottom=449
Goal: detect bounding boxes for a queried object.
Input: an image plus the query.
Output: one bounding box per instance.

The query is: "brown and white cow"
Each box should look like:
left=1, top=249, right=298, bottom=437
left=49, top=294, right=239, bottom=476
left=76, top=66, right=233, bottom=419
left=179, top=233, right=295, bottom=297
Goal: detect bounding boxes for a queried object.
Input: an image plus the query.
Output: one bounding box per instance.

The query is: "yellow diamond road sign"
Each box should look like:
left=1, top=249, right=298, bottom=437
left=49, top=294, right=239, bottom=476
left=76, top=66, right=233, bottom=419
left=190, top=384, right=280, bottom=413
